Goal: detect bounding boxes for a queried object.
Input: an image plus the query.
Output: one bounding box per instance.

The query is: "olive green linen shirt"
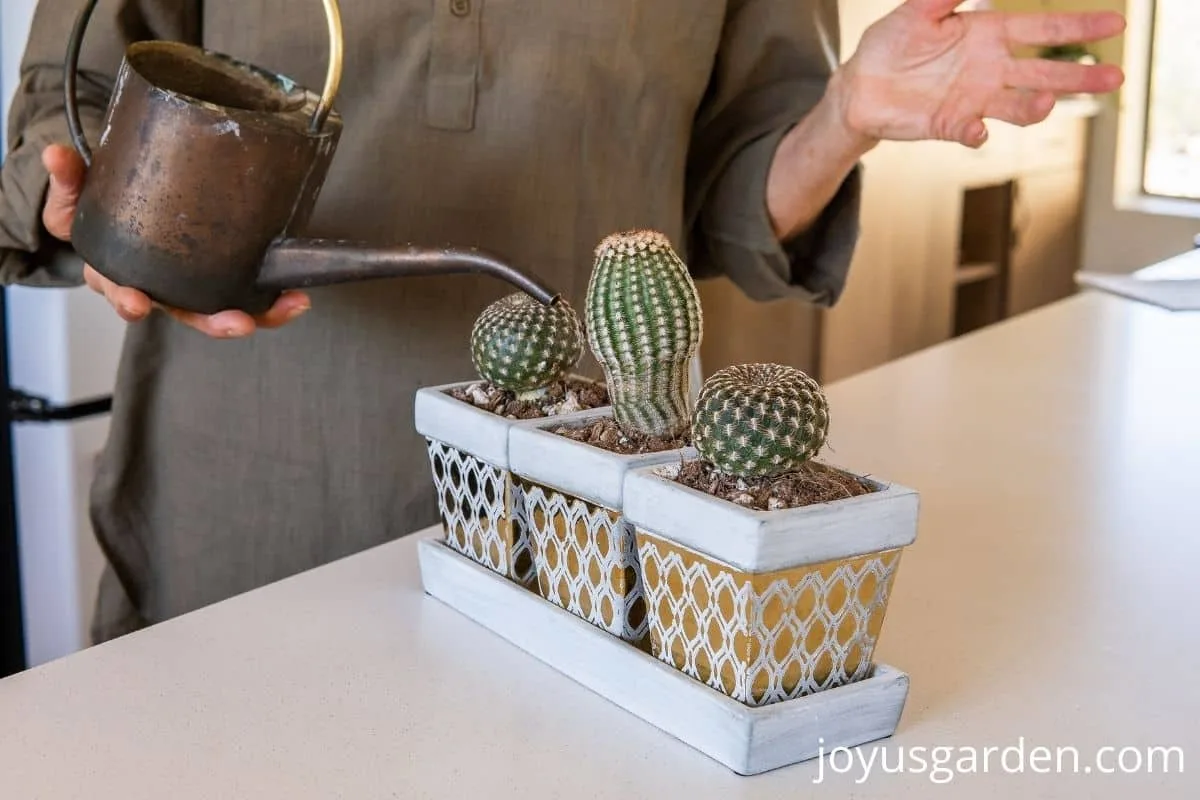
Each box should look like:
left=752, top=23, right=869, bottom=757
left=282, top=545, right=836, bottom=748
left=0, top=0, right=862, bottom=642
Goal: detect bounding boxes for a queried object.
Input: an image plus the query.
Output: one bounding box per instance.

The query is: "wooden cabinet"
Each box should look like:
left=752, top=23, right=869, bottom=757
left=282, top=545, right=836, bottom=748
left=1007, top=167, right=1086, bottom=316
left=816, top=138, right=965, bottom=381
left=952, top=181, right=1016, bottom=338
left=950, top=110, right=1091, bottom=335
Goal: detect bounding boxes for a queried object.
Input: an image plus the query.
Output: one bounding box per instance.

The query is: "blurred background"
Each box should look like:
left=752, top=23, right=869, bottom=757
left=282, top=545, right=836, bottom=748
left=0, top=0, right=1195, bottom=676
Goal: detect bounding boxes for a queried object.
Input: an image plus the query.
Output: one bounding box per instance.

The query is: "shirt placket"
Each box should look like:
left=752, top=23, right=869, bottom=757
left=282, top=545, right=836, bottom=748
left=426, top=0, right=483, bottom=131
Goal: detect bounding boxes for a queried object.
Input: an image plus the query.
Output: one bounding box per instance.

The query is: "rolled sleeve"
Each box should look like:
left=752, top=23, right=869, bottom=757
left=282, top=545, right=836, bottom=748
left=0, top=86, right=106, bottom=287
left=695, top=119, right=862, bottom=306
left=684, top=0, right=862, bottom=307
left=1, top=0, right=202, bottom=286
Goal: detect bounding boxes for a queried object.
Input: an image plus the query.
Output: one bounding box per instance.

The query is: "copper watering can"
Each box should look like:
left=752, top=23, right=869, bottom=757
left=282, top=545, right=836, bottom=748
left=62, top=0, right=557, bottom=315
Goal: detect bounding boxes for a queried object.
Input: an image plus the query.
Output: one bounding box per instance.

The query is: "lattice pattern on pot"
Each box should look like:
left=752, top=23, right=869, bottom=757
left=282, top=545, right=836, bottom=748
left=516, top=480, right=649, bottom=648
left=425, top=438, right=536, bottom=588
left=637, top=532, right=902, bottom=706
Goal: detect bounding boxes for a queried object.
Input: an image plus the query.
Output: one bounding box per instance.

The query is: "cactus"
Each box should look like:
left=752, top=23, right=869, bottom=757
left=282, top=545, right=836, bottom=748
left=585, top=230, right=703, bottom=439
left=470, top=292, right=584, bottom=394
left=692, top=363, right=830, bottom=479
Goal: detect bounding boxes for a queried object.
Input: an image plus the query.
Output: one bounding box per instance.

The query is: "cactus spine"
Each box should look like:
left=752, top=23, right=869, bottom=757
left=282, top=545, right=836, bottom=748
left=585, top=230, right=702, bottom=438
left=470, top=292, right=583, bottom=394
left=692, top=363, right=829, bottom=478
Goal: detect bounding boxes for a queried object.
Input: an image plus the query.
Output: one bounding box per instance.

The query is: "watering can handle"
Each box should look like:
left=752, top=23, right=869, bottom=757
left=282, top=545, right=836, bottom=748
left=63, top=0, right=344, bottom=168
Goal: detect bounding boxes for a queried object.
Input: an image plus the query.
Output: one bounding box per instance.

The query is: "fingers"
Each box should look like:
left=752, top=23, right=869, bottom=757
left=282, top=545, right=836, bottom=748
left=253, top=291, right=312, bottom=329
left=83, top=264, right=153, bottom=322
left=164, top=289, right=312, bottom=335
left=983, top=88, right=1057, bottom=128
left=1004, top=11, right=1126, bottom=47
left=83, top=263, right=312, bottom=337
left=85, top=263, right=258, bottom=336
left=931, top=99, right=990, bottom=148
left=41, top=144, right=88, bottom=241
left=956, top=118, right=989, bottom=149
left=1006, top=58, right=1124, bottom=95
left=158, top=305, right=260, bottom=338
left=157, top=291, right=312, bottom=337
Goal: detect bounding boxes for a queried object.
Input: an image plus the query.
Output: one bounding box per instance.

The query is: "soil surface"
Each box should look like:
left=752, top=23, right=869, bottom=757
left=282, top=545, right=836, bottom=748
left=673, top=458, right=877, bottom=511
left=550, top=415, right=691, bottom=455
left=447, top=377, right=608, bottom=419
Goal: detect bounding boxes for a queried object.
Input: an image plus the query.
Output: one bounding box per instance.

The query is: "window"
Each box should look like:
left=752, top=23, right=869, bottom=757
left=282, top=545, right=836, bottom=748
left=1139, top=0, right=1200, bottom=201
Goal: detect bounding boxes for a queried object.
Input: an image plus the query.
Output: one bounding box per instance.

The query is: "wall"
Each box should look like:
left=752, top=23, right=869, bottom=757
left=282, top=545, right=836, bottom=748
left=2, top=0, right=126, bottom=665
left=993, top=0, right=1199, bottom=272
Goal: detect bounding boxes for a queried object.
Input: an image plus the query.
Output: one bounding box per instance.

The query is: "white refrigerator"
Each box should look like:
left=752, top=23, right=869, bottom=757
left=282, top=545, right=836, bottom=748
left=1, top=0, right=127, bottom=671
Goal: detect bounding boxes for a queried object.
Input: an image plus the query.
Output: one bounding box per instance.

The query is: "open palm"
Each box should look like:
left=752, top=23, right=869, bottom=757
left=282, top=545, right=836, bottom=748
left=841, top=0, right=1126, bottom=147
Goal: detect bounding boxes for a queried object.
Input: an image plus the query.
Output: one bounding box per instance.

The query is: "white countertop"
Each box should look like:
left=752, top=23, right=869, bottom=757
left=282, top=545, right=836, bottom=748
left=2, top=289, right=1198, bottom=797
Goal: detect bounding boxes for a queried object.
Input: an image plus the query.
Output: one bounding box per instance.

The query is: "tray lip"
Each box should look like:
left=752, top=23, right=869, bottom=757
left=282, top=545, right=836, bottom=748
left=416, top=534, right=909, bottom=775
left=508, top=406, right=698, bottom=509
left=414, top=375, right=610, bottom=470
left=623, top=456, right=920, bottom=571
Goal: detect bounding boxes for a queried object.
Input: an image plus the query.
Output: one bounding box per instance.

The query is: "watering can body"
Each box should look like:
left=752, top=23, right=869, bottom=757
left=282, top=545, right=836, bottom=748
left=62, top=0, right=556, bottom=315
left=70, top=40, right=342, bottom=315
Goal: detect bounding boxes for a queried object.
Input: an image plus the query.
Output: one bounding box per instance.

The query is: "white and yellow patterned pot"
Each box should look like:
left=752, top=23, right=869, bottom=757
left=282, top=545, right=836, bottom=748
left=622, top=459, right=919, bottom=707
left=508, top=408, right=696, bottom=649
left=414, top=379, right=606, bottom=591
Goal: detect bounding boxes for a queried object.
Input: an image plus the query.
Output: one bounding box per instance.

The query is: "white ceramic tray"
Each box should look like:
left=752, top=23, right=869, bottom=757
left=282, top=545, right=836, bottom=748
left=417, top=536, right=911, bottom=776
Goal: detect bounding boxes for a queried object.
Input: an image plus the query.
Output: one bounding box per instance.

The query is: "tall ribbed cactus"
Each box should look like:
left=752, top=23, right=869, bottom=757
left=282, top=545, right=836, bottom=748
left=585, top=230, right=702, bottom=438
left=692, top=363, right=829, bottom=478
left=470, top=292, right=583, bottom=394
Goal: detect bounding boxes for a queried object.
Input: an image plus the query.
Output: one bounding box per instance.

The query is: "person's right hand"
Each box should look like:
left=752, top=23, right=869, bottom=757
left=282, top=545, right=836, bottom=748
left=41, top=143, right=311, bottom=338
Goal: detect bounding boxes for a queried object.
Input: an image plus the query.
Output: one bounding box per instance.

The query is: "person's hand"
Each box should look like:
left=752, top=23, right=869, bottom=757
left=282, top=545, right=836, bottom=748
left=40, top=143, right=311, bottom=338
left=834, top=0, right=1126, bottom=149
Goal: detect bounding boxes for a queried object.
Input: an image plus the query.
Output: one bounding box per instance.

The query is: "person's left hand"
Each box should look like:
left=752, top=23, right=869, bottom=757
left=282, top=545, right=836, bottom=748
left=833, top=0, right=1126, bottom=149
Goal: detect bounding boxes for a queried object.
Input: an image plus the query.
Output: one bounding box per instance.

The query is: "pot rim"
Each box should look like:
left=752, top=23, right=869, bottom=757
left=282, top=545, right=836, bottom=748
left=623, top=457, right=919, bottom=572
left=414, top=374, right=610, bottom=470
left=508, top=406, right=697, bottom=509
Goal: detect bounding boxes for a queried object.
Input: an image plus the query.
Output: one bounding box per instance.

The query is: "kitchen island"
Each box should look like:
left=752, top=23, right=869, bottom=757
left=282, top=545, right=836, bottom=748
left=1, top=287, right=1197, bottom=798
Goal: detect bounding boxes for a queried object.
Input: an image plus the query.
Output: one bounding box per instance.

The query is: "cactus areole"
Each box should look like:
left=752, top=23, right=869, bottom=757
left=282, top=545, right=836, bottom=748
left=470, top=292, right=584, bottom=394
left=692, top=363, right=830, bottom=479
left=585, top=230, right=702, bottom=439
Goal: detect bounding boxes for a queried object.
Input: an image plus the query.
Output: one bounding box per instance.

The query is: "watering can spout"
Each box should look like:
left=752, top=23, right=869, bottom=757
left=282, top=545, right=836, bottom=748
left=256, top=240, right=560, bottom=306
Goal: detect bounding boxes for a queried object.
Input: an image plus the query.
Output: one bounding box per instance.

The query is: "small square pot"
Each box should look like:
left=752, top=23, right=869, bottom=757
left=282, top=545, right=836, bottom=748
left=622, top=459, right=919, bottom=707
left=414, top=378, right=606, bottom=590
left=508, top=408, right=696, bottom=649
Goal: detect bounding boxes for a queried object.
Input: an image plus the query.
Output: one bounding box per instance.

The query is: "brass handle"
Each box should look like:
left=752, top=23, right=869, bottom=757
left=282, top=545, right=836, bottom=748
left=64, top=0, right=345, bottom=166
left=311, top=0, right=344, bottom=133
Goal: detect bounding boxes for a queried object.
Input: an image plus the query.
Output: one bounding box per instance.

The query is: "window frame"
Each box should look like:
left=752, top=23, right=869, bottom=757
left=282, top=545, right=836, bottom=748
left=1113, top=0, right=1200, bottom=219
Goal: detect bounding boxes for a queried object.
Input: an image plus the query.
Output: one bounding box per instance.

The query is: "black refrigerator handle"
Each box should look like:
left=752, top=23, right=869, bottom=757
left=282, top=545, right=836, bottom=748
left=6, top=388, right=112, bottom=423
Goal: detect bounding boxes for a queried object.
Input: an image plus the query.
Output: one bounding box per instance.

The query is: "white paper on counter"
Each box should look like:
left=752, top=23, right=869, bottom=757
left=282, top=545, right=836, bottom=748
left=1075, top=271, right=1200, bottom=312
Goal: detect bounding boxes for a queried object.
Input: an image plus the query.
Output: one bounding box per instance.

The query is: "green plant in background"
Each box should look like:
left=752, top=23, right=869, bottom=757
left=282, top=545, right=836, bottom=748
left=1038, top=44, right=1097, bottom=64
left=470, top=292, right=584, bottom=396
left=584, top=230, right=703, bottom=439
left=692, top=363, right=830, bottom=478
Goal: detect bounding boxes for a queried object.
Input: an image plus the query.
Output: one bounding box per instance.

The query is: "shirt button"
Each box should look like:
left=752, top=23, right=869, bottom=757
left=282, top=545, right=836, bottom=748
left=450, top=0, right=470, bottom=16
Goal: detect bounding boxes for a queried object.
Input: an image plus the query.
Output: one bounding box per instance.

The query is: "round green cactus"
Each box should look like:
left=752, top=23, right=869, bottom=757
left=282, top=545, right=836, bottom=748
left=692, top=363, right=830, bottom=478
left=470, top=292, right=583, bottom=393
left=585, top=230, right=702, bottom=438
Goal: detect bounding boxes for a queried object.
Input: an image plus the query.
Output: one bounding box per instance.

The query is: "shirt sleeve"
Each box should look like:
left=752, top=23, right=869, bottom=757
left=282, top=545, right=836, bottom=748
left=683, top=0, right=861, bottom=307
left=0, top=0, right=202, bottom=286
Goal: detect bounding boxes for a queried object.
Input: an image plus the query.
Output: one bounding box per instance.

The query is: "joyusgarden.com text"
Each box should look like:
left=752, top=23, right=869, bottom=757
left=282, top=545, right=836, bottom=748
left=813, top=737, right=1185, bottom=785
